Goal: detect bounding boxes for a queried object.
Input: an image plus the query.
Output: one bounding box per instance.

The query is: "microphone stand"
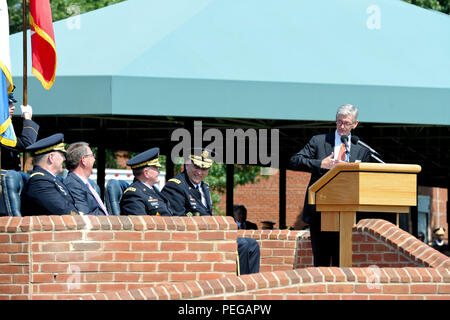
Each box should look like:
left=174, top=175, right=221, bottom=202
left=370, top=153, right=385, bottom=164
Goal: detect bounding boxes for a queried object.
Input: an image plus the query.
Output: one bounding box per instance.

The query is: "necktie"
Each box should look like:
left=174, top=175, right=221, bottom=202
left=86, top=182, right=109, bottom=216
left=337, top=143, right=347, bottom=162
left=192, top=185, right=201, bottom=200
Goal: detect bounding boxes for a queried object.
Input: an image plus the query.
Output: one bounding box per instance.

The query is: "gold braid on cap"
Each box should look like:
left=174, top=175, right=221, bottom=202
left=130, top=158, right=162, bottom=169
left=190, top=154, right=213, bottom=168
left=34, top=143, right=66, bottom=155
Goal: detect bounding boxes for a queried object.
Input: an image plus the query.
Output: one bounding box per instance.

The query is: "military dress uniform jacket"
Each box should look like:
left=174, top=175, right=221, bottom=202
left=120, top=180, right=173, bottom=216
left=21, top=166, right=79, bottom=216
left=64, top=172, right=106, bottom=216
left=1, top=119, right=39, bottom=171
left=289, top=132, right=371, bottom=224
left=161, top=171, right=213, bottom=216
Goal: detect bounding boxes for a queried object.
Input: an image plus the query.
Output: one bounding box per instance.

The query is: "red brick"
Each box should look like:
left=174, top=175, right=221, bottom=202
left=299, top=284, right=326, bottom=293
left=130, top=242, right=159, bottom=251
left=157, top=263, right=185, bottom=272
left=0, top=243, right=23, bottom=253
left=198, top=231, right=225, bottom=240
left=383, top=284, right=410, bottom=294
left=186, top=263, right=212, bottom=272
left=53, top=232, right=83, bottom=241
left=198, top=273, right=223, bottom=281
left=171, top=273, right=197, bottom=282
left=355, top=284, right=382, bottom=294
left=55, top=252, right=84, bottom=262
left=86, top=232, right=114, bottom=241
left=115, top=252, right=141, bottom=262
left=438, top=284, right=450, bottom=294
left=197, top=252, right=223, bottom=262
left=0, top=275, right=12, bottom=283
left=213, top=263, right=235, bottom=272
left=144, top=231, right=170, bottom=241
left=327, top=284, right=354, bottom=293
left=0, top=265, right=23, bottom=274
left=99, top=263, right=128, bottom=272
left=32, top=253, right=55, bottom=262
left=104, top=242, right=130, bottom=251
left=85, top=252, right=113, bottom=261
left=160, top=242, right=186, bottom=251
left=171, top=232, right=198, bottom=241
left=215, top=242, right=236, bottom=252
left=172, top=252, right=198, bottom=262
left=142, top=252, right=170, bottom=262
left=114, top=273, right=141, bottom=282
left=31, top=232, right=53, bottom=242
left=0, top=285, right=24, bottom=294
left=32, top=274, right=55, bottom=283
left=114, top=232, right=142, bottom=241
left=85, top=273, right=114, bottom=282
left=11, top=254, right=28, bottom=263
left=11, top=234, right=28, bottom=243
left=71, top=242, right=101, bottom=251
left=411, top=284, right=437, bottom=294
left=142, top=273, right=168, bottom=282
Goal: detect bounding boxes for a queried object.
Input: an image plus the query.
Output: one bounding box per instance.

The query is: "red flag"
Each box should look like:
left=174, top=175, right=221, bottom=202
left=29, top=0, right=57, bottom=90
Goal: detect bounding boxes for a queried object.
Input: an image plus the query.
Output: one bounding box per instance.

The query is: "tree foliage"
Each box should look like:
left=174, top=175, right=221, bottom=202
left=7, top=0, right=126, bottom=34
left=402, top=0, right=450, bottom=14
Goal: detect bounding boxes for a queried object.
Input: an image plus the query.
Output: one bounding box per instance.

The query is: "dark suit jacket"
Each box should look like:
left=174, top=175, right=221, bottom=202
left=64, top=172, right=106, bottom=216
left=120, top=180, right=173, bottom=216
left=1, top=119, right=39, bottom=171
left=161, top=171, right=213, bottom=216
left=289, top=132, right=371, bottom=224
left=21, top=166, right=79, bottom=216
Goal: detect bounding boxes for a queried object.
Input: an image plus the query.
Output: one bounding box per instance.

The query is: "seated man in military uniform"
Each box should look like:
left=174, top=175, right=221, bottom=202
left=162, top=148, right=260, bottom=275
left=21, top=133, right=79, bottom=216
left=120, top=147, right=173, bottom=216
left=162, top=148, right=213, bottom=216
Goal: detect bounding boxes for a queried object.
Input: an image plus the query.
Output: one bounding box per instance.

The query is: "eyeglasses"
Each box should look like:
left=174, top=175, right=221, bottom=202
left=336, top=120, right=354, bottom=127
left=83, top=153, right=95, bottom=158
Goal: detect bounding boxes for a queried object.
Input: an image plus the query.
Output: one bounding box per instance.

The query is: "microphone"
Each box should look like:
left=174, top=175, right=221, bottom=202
left=340, top=135, right=350, bottom=154
left=351, top=136, right=384, bottom=163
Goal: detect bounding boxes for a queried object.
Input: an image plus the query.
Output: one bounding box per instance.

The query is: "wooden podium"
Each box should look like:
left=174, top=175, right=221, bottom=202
left=308, top=163, right=421, bottom=267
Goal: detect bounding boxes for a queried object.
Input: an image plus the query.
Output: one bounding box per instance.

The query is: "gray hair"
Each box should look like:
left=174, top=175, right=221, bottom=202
left=33, top=153, right=48, bottom=166
left=66, top=142, right=90, bottom=171
left=336, top=104, right=359, bottom=122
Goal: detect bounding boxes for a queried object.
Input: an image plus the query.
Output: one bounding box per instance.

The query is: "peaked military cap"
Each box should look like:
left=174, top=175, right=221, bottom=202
left=434, top=227, right=445, bottom=236
left=26, top=133, right=66, bottom=155
left=127, top=147, right=162, bottom=169
left=8, top=93, right=17, bottom=104
left=262, top=221, right=275, bottom=229
left=190, top=148, right=215, bottom=169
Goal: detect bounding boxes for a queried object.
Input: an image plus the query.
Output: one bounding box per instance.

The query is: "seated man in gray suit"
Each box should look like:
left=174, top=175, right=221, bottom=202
left=64, top=142, right=109, bottom=216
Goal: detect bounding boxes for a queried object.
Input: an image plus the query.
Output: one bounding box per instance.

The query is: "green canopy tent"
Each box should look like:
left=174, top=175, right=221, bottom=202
left=8, top=0, right=450, bottom=225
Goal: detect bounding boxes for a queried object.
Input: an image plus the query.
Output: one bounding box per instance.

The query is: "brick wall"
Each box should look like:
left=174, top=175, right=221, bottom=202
left=1, top=216, right=449, bottom=300
left=419, top=186, right=448, bottom=241
left=0, top=215, right=237, bottom=300
left=93, top=267, right=450, bottom=300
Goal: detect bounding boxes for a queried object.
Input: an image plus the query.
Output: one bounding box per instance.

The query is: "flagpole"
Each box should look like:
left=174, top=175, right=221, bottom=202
left=22, top=0, right=27, bottom=105
left=22, top=0, right=28, bottom=171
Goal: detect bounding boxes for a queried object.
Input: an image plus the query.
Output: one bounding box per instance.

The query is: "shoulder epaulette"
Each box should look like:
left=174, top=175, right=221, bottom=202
left=124, top=187, right=136, bottom=194
left=168, top=178, right=181, bottom=184
left=30, top=172, right=45, bottom=178
left=203, top=181, right=209, bottom=186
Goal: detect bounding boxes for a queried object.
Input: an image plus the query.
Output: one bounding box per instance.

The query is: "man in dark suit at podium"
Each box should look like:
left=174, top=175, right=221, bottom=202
left=289, top=104, right=371, bottom=266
